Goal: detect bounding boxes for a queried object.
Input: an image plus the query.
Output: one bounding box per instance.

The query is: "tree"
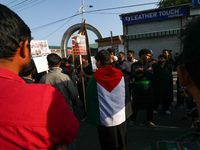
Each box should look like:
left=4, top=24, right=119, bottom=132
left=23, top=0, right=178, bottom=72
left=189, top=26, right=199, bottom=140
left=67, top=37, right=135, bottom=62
left=158, top=0, right=192, bottom=8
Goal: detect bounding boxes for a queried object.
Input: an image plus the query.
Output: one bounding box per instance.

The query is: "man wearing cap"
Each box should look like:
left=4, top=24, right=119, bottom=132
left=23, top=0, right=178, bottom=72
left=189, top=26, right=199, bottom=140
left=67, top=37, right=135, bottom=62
left=152, top=55, right=173, bottom=115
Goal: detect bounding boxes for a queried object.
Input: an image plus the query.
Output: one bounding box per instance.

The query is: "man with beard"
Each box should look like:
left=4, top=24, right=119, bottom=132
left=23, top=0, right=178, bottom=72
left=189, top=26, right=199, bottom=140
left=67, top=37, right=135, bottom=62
left=0, top=4, right=79, bottom=150
left=122, top=50, right=138, bottom=86
left=152, top=55, right=173, bottom=115
left=122, top=50, right=138, bottom=117
left=107, top=48, right=121, bottom=69
left=129, top=49, right=154, bottom=127
left=118, top=52, right=126, bottom=69
left=148, top=50, right=157, bottom=67
left=162, top=49, right=174, bottom=67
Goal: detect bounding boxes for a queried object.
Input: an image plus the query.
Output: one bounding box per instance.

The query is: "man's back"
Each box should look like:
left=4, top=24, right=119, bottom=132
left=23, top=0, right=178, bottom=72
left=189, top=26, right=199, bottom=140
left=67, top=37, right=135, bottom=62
left=86, top=65, right=130, bottom=126
left=0, top=68, right=79, bottom=149
left=39, top=67, right=78, bottom=111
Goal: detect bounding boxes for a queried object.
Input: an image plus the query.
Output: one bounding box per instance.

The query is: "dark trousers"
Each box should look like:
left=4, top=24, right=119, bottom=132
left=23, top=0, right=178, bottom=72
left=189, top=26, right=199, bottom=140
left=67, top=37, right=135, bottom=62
left=72, top=99, right=77, bottom=106
left=78, top=82, right=87, bottom=112
left=154, top=92, right=170, bottom=111
left=130, top=95, right=154, bottom=122
left=97, top=121, right=127, bottom=150
left=131, top=107, right=153, bottom=122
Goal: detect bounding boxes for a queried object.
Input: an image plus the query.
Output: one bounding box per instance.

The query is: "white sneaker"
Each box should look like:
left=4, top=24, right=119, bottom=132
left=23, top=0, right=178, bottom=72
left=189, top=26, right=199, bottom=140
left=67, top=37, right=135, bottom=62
left=165, top=110, right=171, bottom=115
left=153, top=110, right=158, bottom=114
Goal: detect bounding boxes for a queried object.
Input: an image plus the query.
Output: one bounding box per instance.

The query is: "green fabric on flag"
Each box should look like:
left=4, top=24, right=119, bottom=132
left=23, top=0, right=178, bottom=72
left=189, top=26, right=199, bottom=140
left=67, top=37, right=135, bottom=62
left=86, top=75, right=100, bottom=125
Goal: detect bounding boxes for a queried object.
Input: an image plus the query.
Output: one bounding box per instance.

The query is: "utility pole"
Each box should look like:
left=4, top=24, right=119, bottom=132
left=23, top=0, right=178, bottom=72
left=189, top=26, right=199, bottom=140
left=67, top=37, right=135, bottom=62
left=110, top=31, right=114, bottom=48
left=82, top=0, right=84, bottom=22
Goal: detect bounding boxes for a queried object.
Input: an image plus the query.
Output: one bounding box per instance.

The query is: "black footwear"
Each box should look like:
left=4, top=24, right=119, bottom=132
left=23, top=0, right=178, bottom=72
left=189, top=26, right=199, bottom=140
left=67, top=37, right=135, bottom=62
left=73, top=105, right=77, bottom=110
left=174, top=104, right=180, bottom=109
left=80, top=114, right=87, bottom=122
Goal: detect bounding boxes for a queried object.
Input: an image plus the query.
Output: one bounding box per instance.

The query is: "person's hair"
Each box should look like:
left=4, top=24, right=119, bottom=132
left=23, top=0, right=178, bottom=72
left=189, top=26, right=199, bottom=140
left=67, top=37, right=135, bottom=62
left=47, top=53, right=61, bottom=67
left=175, top=53, right=179, bottom=55
left=82, top=55, right=86, bottom=59
left=127, top=50, right=135, bottom=55
left=139, top=49, right=151, bottom=58
left=0, top=4, right=31, bottom=60
left=181, top=16, right=200, bottom=89
left=20, top=59, right=35, bottom=77
left=107, top=48, right=115, bottom=55
left=95, top=50, right=111, bottom=66
left=158, top=54, right=167, bottom=60
left=62, top=58, right=68, bottom=63
left=119, top=52, right=125, bottom=55
left=162, top=49, right=169, bottom=52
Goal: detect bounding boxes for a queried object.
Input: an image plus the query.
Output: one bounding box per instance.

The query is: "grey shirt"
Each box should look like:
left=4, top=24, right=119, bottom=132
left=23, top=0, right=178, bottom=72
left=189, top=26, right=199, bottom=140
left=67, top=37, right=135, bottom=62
left=39, top=67, right=78, bottom=112
left=122, top=59, right=138, bottom=83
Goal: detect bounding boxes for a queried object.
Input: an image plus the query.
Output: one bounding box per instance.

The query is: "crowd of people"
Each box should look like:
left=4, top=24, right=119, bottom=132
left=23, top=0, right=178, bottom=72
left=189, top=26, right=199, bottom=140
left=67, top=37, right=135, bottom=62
left=1, top=3, right=200, bottom=150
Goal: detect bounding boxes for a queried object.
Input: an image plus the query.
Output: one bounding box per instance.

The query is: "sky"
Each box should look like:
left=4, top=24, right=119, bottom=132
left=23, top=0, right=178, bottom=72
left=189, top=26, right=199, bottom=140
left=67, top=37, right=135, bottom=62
left=1, top=0, right=159, bottom=47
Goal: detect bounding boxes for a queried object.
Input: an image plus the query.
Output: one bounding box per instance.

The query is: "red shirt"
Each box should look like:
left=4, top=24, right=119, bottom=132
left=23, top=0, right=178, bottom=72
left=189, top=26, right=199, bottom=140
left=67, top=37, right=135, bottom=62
left=0, top=68, right=79, bottom=149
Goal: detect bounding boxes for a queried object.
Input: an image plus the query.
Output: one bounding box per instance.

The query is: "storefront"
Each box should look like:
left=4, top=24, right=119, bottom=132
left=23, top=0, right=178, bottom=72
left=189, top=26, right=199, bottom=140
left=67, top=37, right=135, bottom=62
left=120, top=4, right=193, bottom=60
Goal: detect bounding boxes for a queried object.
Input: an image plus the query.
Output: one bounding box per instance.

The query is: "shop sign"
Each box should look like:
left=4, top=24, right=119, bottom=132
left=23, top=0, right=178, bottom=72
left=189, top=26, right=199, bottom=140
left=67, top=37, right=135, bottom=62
left=122, top=6, right=187, bottom=25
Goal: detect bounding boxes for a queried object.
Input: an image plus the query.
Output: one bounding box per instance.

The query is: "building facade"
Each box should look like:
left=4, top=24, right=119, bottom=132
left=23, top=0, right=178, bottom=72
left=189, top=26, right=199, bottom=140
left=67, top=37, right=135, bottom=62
left=120, top=4, right=193, bottom=60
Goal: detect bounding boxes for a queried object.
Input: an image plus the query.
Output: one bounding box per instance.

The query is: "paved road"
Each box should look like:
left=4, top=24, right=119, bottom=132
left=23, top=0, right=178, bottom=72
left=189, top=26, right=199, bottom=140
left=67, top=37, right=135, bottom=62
left=73, top=72, right=195, bottom=150
left=74, top=101, right=193, bottom=150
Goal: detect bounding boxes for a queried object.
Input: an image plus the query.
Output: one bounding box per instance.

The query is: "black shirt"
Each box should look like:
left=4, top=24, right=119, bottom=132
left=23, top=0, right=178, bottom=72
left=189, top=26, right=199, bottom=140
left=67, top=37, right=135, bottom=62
left=118, top=59, right=126, bottom=68
left=152, top=63, right=173, bottom=92
left=111, top=61, right=121, bottom=70
left=77, top=64, right=93, bottom=83
left=131, top=61, right=153, bottom=82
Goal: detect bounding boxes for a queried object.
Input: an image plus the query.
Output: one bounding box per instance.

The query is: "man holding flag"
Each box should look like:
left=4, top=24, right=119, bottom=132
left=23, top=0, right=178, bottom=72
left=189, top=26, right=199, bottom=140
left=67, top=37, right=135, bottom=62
left=73, top=19, right=93, bottom=121
left=86, top=50, right=132, bottom=150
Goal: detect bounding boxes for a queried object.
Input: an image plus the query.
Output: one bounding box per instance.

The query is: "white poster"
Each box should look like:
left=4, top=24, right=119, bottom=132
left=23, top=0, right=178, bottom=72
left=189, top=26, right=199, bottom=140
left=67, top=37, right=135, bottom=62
left=91, top=56, right=97, bottom=72
left=31, top=40, right=51, bottom=58
left=33, top=56, right=48, bottom=73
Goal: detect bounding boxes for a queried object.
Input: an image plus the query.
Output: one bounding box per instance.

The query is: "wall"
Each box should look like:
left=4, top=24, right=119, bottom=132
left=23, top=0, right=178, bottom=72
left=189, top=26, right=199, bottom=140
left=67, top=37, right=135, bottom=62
left=123, top=16, right=186, bottom=60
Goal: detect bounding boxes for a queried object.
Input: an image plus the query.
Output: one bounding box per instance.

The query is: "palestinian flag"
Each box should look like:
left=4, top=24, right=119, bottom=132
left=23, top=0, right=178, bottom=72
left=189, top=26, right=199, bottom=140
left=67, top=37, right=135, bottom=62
left=86, top=65, right=126, bottom=127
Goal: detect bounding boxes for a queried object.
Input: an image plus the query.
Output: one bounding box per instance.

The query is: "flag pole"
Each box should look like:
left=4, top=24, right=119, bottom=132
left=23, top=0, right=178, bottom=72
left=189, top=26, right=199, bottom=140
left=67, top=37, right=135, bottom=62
left=79, top=55, right=86, bottom=111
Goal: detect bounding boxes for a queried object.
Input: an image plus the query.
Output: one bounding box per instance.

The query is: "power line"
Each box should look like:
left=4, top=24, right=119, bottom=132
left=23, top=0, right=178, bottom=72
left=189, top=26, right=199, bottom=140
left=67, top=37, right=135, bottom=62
left=32, top=13, right=79, bottom=31
left=13, top=0, right=38, bottom=11
left=85, top=2, right=158, bottom=14
left=10, top=0, right=28, bottom=8
left=89, top=12, right=121, bottom=15
left=40, top=11, right=79, bottom=39
left=31, top=2, right=158, bottom=31
left=16, top=0, right=46, bottom=12
left=6, top=0, right=18, bottom=6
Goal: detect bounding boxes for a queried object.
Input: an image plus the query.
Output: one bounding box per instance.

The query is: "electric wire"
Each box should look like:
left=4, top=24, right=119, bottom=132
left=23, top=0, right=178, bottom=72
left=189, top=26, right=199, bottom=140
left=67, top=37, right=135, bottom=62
left=40, top=11, right=79, bottom=39
left=10, top=0, right=28, bottom=8
left=31, top=2, right=158, bottom=31
left=6, top=0, right=18, bottom=6
left=13, top=0, right=38, bottom=11
left=84, top=2, right=158, bottom=14
left=32, top=13, right=80, bottom=31
left=16, top=0, right=46, bottom=12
